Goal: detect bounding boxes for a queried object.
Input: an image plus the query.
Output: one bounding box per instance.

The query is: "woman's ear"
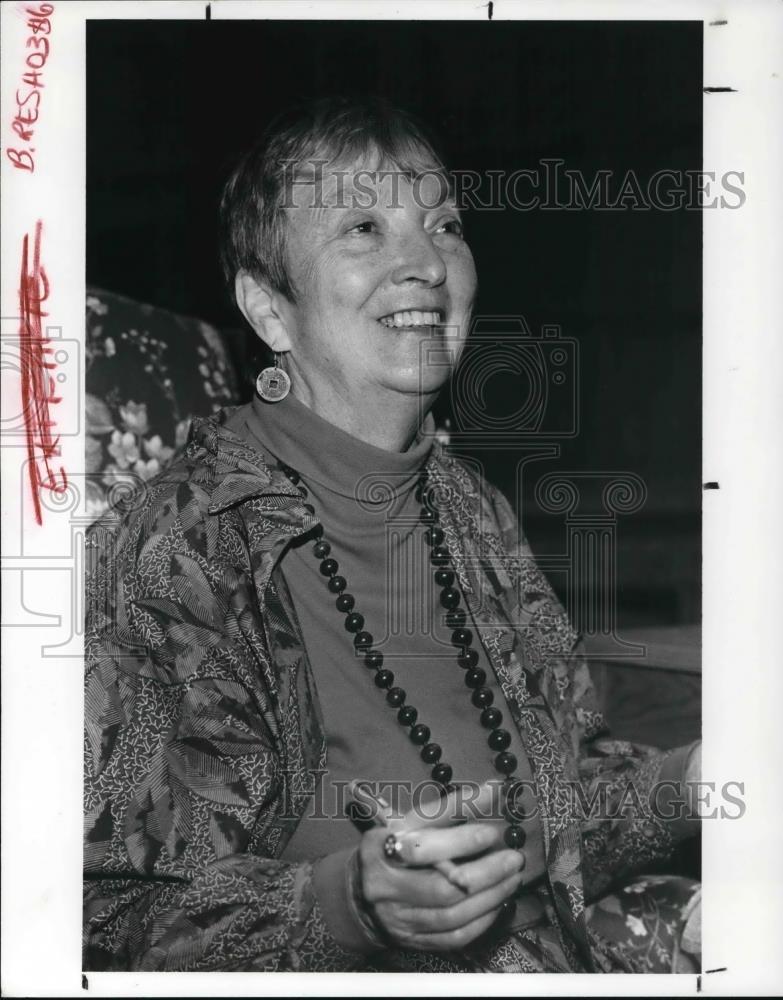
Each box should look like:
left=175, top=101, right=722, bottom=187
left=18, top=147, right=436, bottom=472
left=234, top=271, right=294, bottom=353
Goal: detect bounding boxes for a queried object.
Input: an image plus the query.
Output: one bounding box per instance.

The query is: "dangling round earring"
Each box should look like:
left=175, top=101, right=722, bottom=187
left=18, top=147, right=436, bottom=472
left=256, top=352, right=291, bottom=402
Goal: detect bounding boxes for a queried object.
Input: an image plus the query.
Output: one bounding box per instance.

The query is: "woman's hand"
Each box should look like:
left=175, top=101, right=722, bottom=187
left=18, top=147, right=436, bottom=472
left=358, top=822, right=524, bottom=951
left=356, top=783, right=527, bottom=953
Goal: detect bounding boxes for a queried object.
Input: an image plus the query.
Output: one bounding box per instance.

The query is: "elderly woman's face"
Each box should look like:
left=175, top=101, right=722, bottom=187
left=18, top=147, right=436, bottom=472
left=280, top=156, right=477, bottom=401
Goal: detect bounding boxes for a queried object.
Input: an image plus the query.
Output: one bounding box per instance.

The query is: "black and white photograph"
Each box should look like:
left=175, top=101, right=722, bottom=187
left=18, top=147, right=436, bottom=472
left=1, top=1, right=782, bottom=994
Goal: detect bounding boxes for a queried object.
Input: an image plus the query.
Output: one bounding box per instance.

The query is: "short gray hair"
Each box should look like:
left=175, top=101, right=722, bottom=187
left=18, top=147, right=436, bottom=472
left=219, top=96, right=451, bottom=303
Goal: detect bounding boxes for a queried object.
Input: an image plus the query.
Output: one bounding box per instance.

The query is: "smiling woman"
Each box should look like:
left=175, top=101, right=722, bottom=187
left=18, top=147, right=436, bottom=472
left=83, top=96, right=701, bottom=973
left=223, top=100, right=476, bottom=447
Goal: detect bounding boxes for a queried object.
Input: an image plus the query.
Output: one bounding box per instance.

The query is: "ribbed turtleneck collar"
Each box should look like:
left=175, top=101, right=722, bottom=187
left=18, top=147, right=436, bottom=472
left=240, top=392, right=435, bottom=505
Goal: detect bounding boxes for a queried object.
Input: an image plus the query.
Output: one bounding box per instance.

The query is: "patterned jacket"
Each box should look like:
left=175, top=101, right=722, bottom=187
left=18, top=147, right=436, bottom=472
left=84, top=408, right=690, bottom=972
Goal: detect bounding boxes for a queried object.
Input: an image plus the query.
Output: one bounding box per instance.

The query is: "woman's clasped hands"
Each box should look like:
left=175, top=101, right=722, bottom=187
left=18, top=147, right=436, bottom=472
left=356, top=781, right=528, bottom=952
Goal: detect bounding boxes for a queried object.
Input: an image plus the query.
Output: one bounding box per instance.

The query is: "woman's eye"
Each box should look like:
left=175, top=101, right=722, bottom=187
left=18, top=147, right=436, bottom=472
left=436, top=219, right=464, bottom=238
left=347, top=220, right=376, bottom=234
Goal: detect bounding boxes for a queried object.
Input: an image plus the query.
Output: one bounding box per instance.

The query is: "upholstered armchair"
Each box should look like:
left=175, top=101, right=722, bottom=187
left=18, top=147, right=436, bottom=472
left=84, top=287, right=254, bottom=520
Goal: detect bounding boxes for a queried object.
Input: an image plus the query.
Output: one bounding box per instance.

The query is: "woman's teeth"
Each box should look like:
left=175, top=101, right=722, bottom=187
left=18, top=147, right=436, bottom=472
left=379, top=310, right=441, bottom=328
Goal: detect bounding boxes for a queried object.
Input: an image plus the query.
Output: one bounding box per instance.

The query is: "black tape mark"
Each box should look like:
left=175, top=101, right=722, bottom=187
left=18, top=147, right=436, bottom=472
left=82, top=974, right=88, bottom=990
left=487, top=1, right=494, bottom=19
left=704, top=86, right=737, bottom=92
left=709, top=19, right=728, bottom=25
left=206, top=2, right=211, bottom=19
left=706, top=967, right=728, bottom=973
left=703, top=482, right=720, bottom=490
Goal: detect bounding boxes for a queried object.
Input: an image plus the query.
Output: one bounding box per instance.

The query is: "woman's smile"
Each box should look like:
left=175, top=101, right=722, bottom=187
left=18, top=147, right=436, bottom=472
left=377, top=308, right=445, bottom=330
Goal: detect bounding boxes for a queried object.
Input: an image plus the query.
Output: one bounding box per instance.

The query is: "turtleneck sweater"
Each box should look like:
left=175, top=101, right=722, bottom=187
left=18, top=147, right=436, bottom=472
left=225, top=393, right=545, bottom=950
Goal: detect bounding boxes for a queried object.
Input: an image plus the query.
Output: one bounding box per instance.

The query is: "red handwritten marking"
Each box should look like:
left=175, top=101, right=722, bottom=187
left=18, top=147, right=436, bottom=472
left=7, top=4, right=55, bottom=173
left=19, top=221, right=67, bottom=525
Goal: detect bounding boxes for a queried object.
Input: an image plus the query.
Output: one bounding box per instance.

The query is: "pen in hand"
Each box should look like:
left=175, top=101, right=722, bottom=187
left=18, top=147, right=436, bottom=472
left=346, top=779, right=469, bottom=893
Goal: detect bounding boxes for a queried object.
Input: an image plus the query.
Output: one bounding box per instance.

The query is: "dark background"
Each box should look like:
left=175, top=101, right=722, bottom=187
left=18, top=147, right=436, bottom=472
left=87, top=19, right=702, bottom=631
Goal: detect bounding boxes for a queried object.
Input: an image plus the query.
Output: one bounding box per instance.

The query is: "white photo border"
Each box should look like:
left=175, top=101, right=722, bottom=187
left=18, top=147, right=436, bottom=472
left=2, top=0, right=782, bottom=995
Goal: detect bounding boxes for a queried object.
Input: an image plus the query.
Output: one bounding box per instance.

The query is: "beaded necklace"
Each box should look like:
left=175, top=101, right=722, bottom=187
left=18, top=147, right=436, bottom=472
left=279, top=461, right=526, bottom=850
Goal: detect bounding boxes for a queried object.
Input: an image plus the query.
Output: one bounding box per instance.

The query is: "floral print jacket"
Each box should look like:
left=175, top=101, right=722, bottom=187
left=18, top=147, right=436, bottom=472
left=84, top=408, right=691, bottom=972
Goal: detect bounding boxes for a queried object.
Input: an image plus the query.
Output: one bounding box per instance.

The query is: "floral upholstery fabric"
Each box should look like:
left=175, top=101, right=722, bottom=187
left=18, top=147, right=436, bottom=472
left=588, top=875, right=700, bottom=973
left=85, top=287, right=242, bottom=521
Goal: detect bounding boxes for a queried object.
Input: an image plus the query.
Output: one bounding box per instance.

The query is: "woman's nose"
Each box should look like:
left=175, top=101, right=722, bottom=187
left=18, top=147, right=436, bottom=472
left=389, top=233, right=447, bottom=288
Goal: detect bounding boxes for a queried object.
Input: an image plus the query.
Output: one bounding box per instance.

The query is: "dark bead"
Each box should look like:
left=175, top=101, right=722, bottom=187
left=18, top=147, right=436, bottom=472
left=504, top=825, right=527, bottom=849
left=284, top=468, right=300, bottom=484
left=386, top=687, right=406, bottom=707
left=364, top=650, right=383, bottom=670
left=344, top=612, right=365, bottom=633
left=397, top=705, right=417, bottom=726
left=465, top=667, right=487, bottom=689
left=480, top=706, right=502, bottom=728
left=488, top=728, right=512, bottom=751
left=458, top=648, right=480, bottom=669
left=313, top=540, right=331, bottom=559
left=354, top=631, right=373, bottom=651
left=420, top=743, right=442, bottom=764
left=420, top=506, right=438, bottom=525
left=424, top=525, right=445, bottom=547
left=319, top=558, right=338, bottom=577
left=374, top=669, right=394, bottom=689
left=298, top=485, right=309, bottom=499
left=440, top=588, right=461, bottom=610
left=446, top=608, right=466, bottom=629
left=432, top=763, right=453, bottom=785
left=500, top=776, right=518, bottom=807
left=410, top=724, right=431, bottom=745
left=335, top=593, right=355, bottom=613
left=472, top=687, right=495, bottom=708
left=495, top=751, right=518, bottom=775
left=451, top=628, right=473, bottom=648
left=303, top=503, right=316, bottom=515
left=503, top=780, right=529, bottom=824
left=431, top=546, right=450, bottom=568
left=499, top=899, right=517, bottom=922
left=432, top=570, right=452, bottom=590
left=327, top=575, right=347, bottom=594
left=422, top=485, right=438, bottom=509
